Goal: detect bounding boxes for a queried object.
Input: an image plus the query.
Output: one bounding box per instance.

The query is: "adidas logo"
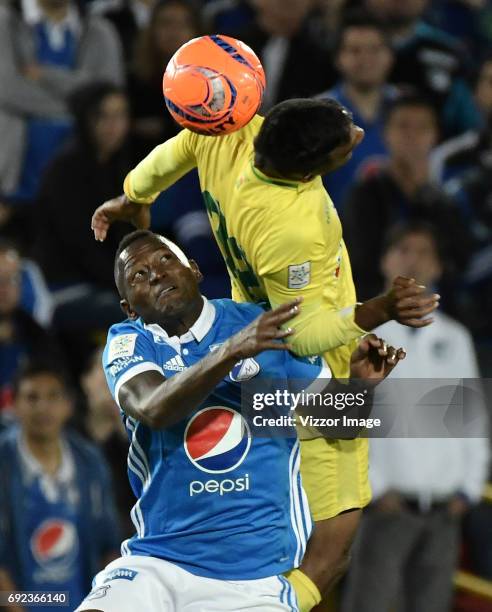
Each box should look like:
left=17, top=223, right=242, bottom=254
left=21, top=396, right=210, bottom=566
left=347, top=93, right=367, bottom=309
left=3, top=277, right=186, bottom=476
left=163, top=355, right=187, bottom=372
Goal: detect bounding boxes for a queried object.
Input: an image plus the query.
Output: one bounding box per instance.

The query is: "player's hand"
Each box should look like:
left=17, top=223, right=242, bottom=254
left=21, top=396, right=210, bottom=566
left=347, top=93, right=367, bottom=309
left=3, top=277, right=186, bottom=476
left=385, top=276, right=439, bottom=328
left=91, top=195, right=151, bottom=241
left=226, top=298, right=302, bottom=359
left=349, top=334, right=406, bottom=386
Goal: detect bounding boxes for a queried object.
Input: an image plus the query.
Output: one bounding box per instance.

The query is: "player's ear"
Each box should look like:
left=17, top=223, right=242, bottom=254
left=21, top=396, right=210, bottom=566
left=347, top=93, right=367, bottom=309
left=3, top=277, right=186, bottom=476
left=189, top=259, right=203, bottom=284
left=120, top=299, right=137, bottom=320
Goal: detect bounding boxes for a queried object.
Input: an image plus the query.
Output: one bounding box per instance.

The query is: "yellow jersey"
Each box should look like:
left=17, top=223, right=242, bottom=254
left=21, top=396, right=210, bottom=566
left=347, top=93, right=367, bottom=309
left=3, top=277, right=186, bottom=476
left=124, top=116, right=364, bottom=376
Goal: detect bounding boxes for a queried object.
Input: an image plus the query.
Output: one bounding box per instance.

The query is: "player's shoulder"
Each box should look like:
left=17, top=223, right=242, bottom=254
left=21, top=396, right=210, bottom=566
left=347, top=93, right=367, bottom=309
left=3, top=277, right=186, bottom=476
left=105, top=318, right=152, bottom=362
left=212, top=298, right=266, bottom=325
left=195, top=114, right=263, bottom=151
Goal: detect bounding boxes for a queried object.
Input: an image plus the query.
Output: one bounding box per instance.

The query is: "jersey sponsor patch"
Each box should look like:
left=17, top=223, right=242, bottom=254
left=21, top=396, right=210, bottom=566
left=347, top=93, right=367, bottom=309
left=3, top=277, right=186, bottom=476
left=108, top=334, right=137, bottom=361
left=288, top=261, right=311, bottom=289
left=103, top=568, right=138, bottom=583
left=109, top=355, right=144, bottom=376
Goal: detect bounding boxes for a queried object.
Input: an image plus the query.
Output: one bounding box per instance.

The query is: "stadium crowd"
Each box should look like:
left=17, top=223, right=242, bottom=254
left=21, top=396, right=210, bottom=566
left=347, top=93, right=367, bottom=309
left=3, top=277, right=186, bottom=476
left=0, top=0, right=492, bottom=610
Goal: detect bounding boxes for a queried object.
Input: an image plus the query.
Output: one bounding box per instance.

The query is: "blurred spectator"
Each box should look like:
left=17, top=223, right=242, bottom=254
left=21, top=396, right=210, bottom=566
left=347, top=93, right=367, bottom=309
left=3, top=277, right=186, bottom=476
left=342, top=222, right=490, bottom=612
left=81, top=347, right=134, bottom=538
left=439, top=147, right=492, bottom=344
left=343, top=94, right=468, bottom=301
left=426, top=0, right=492, bottom=60
left=431, top=54, right=492, bottom=184
left=318, top=10, right=397, bottom=208
left=202, top=0, right=255, bottom=33
left=364, top=0, right=480, bottom=137
left=19, top=259, right=54, bottom=328
left=316, top=0, right=355, bottom=38
left=0, top=0, right=124, bottom=209
left=128, top=0, right=201, bottom=155
left=0, top=241, right=61, bottom=416
left=0, top=363, right=120, bottom=612
left=35, top=82, right=133, bottom=331
left=429, top=57, right=492, bottom=346
left=90, top=0, right=156, bottom=66
left=233, top=0, right=336, bottom=110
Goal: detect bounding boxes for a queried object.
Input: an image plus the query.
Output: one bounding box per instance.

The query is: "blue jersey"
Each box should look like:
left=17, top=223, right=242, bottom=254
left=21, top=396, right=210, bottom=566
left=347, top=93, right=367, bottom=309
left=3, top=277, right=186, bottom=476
left=103, top=298, right=325, bottom=580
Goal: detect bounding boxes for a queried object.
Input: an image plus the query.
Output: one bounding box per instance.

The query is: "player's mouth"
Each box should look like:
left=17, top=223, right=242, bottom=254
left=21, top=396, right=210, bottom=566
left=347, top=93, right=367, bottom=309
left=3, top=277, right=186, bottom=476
left=157, top=285, right=177, bottom=302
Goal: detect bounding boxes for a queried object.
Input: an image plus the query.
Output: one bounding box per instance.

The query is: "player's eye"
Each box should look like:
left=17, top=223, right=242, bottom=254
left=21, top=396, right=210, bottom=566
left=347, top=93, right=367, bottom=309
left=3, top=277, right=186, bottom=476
left=134, top=270, right=147, bottom=282
left=160, top=254, right=170, bottom=263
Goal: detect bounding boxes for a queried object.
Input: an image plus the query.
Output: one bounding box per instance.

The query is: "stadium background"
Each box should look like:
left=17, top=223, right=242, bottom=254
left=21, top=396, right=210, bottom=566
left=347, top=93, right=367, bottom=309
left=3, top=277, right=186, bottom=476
left=1, top=0, right=492, bottom=609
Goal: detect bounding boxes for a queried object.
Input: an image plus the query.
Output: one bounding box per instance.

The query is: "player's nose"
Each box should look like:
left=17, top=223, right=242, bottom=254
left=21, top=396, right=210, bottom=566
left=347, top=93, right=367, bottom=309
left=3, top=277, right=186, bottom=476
left=149, top=266, right=167, bottom=284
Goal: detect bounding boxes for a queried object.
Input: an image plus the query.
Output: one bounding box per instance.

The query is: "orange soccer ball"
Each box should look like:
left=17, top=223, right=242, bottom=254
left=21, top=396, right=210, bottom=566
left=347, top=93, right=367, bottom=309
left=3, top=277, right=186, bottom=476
left=163, top=35, right=266, bottom=136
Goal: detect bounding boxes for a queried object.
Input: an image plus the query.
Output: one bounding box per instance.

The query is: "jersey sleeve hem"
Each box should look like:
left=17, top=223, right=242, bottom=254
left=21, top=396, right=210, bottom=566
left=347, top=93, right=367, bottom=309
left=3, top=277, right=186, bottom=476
left=115, top=362, right=164, bottom=407
left=123, top=173, right=156, bottom=205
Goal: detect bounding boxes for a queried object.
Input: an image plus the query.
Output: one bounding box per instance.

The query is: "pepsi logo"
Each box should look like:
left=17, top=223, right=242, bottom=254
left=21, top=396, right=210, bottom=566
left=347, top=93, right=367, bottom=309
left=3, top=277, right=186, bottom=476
left=31, top=519, right=78, bottom=568
left=184, top=407, right=251, bottom=474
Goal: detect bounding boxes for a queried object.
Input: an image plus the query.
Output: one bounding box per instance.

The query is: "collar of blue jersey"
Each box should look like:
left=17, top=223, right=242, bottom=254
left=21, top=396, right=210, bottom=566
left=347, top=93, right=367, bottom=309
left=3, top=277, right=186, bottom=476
left=143, top=297, right=216, bottom=352
left=17, top=431, right=75, bottom=487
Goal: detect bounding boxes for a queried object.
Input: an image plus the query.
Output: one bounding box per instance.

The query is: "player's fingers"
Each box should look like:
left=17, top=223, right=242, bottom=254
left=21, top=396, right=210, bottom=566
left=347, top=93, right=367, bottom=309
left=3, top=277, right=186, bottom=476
left=396, top=348, right=406, bottom=361
left=393, top=285, right=428, bottom=301
left=365, top=334, right=382, bottom=348
left=397, top=293, right=439, bottom=309
left=398, top=304, right=439, bottom=319
left=261, top=340, right=292, bottom=351
left=385, top=346, right=397, bottom=365
left=393, top=276, right=416, bottom=288
left=377, top=340, right=388, bottom=356
left=273, top=327, right=295, bottom=339
left=268, top=298, right=303, bottom=317
left=92, top=217, right=109, bottom=242
left=267, top=303, right=302, bottom=325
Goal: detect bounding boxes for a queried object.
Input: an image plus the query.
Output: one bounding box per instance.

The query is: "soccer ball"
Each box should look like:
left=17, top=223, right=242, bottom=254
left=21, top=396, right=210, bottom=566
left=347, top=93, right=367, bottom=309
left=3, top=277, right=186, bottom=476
left=163, top=35, right=266, bottom=136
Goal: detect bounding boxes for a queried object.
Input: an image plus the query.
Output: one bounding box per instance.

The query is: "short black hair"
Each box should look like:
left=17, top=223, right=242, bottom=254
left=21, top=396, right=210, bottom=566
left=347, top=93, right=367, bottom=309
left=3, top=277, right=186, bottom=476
left=384, top=92, right=438, bottom=127
left=382, top=221, right=443, bottom=263
left=0, top=238, right=20, bottom=257
left=114, top=229, right=156, bottom=298
left=335, top=9, right=391, bottom=54
left=254, top=98, right=353, bottom=177
left=13, top=361, right=71, bottom=398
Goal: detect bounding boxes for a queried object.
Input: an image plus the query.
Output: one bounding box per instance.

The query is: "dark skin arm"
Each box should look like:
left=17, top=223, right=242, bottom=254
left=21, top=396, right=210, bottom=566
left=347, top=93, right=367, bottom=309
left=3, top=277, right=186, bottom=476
left=355, top=276, right=439, bottom=330
left=0, top=568, right=25, bottom=612
left=92, top=199, right=438, bottom=329
left=119, top=300, right=301, bottom=429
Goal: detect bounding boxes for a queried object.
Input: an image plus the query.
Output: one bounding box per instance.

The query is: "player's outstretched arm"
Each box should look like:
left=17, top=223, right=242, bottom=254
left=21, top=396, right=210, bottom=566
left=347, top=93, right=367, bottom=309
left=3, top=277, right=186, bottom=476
left=355, top=276, right=439, bottom=331
left=92, top=195, right=151, bottom=241
left=118, top=300, right=301, bottom=429
left=92, top=131, right=199, bottom=240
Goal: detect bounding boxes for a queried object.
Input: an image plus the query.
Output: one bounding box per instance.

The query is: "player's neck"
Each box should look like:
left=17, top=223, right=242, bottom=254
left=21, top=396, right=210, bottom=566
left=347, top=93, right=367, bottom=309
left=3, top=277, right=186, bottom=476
left=23, top=433, right=63, bottom=476
left=254, top=161, right=300, bottom=183
left=154, top=299, right=204, bottom=338
left=41, top=5, right=69, bottom=23
left=343, top=83, right=384, bottom=123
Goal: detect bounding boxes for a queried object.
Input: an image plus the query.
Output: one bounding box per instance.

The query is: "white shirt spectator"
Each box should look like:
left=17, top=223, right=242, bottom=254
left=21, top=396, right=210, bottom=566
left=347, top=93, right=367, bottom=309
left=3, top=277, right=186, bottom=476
left=369, top=312, right=490, bottom=509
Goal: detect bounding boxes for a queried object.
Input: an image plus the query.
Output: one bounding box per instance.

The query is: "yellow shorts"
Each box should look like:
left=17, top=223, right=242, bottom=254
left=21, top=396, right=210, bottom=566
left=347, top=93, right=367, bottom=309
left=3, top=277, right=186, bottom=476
left=299, top=437, right=371, bottom=522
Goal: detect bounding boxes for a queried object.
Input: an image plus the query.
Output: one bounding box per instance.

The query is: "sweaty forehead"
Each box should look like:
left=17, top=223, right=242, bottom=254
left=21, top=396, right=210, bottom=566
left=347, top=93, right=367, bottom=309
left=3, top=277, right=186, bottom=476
left=119, top=235, right=190, bottom=272
left=120, top=237, right=163, bottom=268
